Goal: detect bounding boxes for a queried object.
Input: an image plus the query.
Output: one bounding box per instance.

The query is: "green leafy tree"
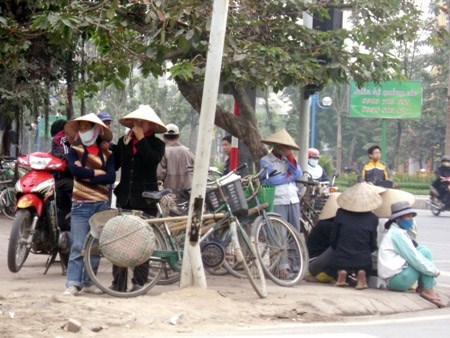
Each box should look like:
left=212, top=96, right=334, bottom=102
left=1, top=0, right=424, bottom=163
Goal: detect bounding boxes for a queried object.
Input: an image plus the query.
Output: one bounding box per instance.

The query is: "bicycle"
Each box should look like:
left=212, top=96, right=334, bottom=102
left=83, top=165, right=267, bottom=298
left=297, top=171, right=338, bottom=238
left=242, top=167, right=309, bottom=287
left=0, top=157, right=18, bottom=220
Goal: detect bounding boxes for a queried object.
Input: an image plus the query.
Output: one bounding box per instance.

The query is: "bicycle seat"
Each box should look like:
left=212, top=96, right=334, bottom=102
left=142, top=188, right=172, bottom=201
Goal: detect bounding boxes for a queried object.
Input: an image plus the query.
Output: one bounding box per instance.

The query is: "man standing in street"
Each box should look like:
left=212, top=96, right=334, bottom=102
left=359, top=145, right=392, bottom=187
left=157, top=123, right=195, bottom=191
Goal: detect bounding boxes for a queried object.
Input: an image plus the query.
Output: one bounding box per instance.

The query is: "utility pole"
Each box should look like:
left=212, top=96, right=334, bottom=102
left=298, top=12, right=313, bottom=172
left=179, top=0, right=229, bottom=289
left=446, top=0, right=450, bottom=155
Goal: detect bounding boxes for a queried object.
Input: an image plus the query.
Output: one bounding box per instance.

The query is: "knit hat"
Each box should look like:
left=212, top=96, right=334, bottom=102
left=389, top=201, right=417, bottom=220
left=261, top=129, right=300, bottom=150
left=337, top=182, right=382, bottom=212
left=119, top=105, right=167, bottom=133
left=373, top=188, right=416, bottom=218
left=318, top=192, right=341, bottom=220
left=64, top=113, right=112, bottom=142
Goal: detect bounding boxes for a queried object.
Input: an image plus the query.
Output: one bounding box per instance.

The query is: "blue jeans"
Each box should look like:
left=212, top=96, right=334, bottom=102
left=387, top=245, right=437, bottom=292
left=66, top=201, right=108, bottom=289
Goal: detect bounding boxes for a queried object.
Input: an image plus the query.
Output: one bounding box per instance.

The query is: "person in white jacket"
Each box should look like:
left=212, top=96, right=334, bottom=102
left=378, top=201, right=444, bottom=308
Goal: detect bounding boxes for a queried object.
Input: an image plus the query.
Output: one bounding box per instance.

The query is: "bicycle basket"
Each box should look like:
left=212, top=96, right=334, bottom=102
left=99, top=215, right=155, bottom=267
left=246, top=185, right=275, bottom=212
left=205, top=175, right=248, bottom=216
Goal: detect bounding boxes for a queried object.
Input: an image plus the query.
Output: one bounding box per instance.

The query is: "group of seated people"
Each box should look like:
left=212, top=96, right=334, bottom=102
left=306, top=182, right=445, bottom=309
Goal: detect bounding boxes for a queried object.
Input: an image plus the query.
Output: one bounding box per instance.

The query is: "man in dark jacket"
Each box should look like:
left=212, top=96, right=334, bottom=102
left=111, top=105, right=167, bottom=292
left=432, top=155, right=450, bottom=207
left=50, top=119, right=73, bottom=231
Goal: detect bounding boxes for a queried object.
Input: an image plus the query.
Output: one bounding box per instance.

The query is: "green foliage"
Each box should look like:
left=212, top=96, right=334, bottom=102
left=319, top=155, right=335, bottom=177
left=336, top=173, right=433, bottom=195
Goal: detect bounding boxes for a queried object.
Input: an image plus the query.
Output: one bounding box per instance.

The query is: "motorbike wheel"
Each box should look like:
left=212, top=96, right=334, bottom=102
left=430, top=196, right=442, bottom=216
left=7, top=209, right=32, bottom=272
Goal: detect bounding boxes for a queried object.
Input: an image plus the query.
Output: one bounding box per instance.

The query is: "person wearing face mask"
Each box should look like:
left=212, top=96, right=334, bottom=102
left=62, top=113, right=116, bottom=296
left=260, top=130, right=303, bottom=279
left=378, top=201, right=445, bottom=308
left=110, top=105, right=166, bottom=292
left=307, top=148, right=329, bottom=182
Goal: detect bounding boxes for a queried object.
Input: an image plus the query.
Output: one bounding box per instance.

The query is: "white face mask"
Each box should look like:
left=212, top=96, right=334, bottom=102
left=308, top=158, right=319, bottom=167
left=78, top=125, right=100, bottom=146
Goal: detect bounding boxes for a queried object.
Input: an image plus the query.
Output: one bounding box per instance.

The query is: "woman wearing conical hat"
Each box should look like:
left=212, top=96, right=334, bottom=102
left=63, top=113, right=116, bottom=296
left=306, top=193, right=340, bottom=283
left=260, top=129, right=303, bottom=279
left=110, top=104, right=167, bottom=292
left=331, top=182, right=382, bottom=290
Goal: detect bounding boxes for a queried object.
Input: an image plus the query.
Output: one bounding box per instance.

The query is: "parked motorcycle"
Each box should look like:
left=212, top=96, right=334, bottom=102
left=429, top=176, right=450, bottom=216
left=7, top=152, right=71, bottom=274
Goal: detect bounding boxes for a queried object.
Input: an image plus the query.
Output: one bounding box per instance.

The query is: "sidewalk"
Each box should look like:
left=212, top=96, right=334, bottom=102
left=288, top=278, right=449, bottom=317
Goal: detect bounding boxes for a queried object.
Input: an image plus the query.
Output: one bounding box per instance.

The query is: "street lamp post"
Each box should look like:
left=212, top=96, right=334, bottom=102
left=310, top=93, right=332, bottom=148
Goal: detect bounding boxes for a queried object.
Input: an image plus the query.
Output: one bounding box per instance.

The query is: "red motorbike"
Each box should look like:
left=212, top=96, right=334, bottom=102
left=430, top=176, right=450, bottom=216
left=7, top=152, right=71, bottom=274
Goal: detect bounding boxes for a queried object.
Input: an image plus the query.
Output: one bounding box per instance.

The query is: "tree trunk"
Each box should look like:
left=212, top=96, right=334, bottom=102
left=65, top=50, right=74, bottom=119
left=176, top=80, right=268, bottom=167
left=336, top=108, right=342, bottom=173
left=393, top=121, right=403, bottom=170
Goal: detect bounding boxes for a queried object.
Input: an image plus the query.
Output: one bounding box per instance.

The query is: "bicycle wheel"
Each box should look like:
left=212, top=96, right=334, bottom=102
left=252, top=214, right=308, bottom=287
left=218, top=223, right=251, bottom=279
left=231, top=220, right=267, bottom=298
left=0, top=187, right=16, bottom=219
left=300, top=206, right=316, bottom=238
left=152, top=225, right=182, bottom=285
left=83, top=224, right=166, bottom=298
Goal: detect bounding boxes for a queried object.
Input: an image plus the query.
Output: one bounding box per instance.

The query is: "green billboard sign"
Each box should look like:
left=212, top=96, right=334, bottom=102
left=349, top=80, right=422, bottom=119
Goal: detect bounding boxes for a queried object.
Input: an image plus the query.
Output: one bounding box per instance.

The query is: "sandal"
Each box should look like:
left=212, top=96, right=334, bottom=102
left=420, top=293, right=446, bottom=308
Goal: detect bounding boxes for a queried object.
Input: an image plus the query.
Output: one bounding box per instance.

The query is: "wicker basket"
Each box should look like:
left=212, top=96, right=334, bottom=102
left=99, top=215, right=155, bottom=267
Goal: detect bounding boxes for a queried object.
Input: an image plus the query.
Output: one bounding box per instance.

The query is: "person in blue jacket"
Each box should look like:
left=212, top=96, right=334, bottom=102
left=260, top=130, right=303, bottom=279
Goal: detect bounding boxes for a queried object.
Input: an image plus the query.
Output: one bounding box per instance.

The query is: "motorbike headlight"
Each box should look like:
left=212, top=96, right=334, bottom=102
left=29, top=155, right=51, bottom=170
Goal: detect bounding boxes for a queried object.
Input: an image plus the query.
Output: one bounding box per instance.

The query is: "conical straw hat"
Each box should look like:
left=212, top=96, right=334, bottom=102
left=337, top=182, right=382, bottom=212
left=64, top=113, right=113, bottom=142
left=261, top=129, right=300, bottom=150
left=373, top=188, right=415, bottom=218
left=318, top=192, right=341, bottom=220
left=119, top=105, right=167, bottom=133
left=366, top=184, right=387, bottom=195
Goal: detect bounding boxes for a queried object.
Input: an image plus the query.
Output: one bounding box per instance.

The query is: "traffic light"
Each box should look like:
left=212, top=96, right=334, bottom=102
left=312, top=8, right=343, bottom=31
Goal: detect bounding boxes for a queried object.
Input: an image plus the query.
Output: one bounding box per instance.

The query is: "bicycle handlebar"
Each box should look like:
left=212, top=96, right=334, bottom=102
left=296, top=179, right=320, bottom=186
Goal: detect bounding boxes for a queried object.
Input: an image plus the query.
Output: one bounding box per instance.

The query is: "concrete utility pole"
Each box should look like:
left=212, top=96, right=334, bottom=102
left=446, top=0, right=450, bottom=155
left=179, top=0, right=230, bottom=289
left=298, top=11, right=313, bottom=171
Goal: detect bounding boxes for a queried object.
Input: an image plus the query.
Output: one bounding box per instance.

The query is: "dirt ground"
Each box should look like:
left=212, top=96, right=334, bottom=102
left=0, top=217, right=338, bottom=338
